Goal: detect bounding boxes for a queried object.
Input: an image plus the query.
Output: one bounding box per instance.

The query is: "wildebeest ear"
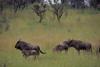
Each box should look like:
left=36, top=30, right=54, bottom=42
left=72, top=39, right=74, bottom=40
left=19, top=39, right=21, bottom=41
left=69, top=40, right=73, bottom=43
left=68, top=39, right=70, bottom=41
left=16, top=39, right=21, bottom=44
left=68, top=39, right=72, bottom=42
left=63, top=41, right=67, bottom=44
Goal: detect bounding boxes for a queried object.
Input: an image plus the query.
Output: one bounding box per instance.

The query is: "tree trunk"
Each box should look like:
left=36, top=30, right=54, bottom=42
left=57, top=16, right=60, bottom=22
left=0, top=3, right=3, bottom=12
left=0, top=13, right=9, bottom=31
left=39, top=16, right=42, bottom=23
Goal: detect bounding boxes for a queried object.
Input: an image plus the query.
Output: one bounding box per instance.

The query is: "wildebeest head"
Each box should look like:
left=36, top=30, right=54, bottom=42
left=66, top=39, right=74, bottom=47
left=15, top=39, right=30, bottom=50
left=63, top=41, right=68, bottom=44
left=57, top=42, right=69, bottom=50
left=15, top=39, right=21, bottom=49
left=67, top=39, right=82, bottom=47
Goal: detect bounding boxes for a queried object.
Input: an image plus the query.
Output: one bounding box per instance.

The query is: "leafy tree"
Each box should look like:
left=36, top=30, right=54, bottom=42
left=32, top=2, right=47, bottom=23
left=90, top=0, right=100, bottom=9
left=14, top=0, right=36, bottom=12
left=0, top=0, right=15, bottom=12
left=61, top=0, right=68, bottom=4
left=70, top=0, right=85, bottom=9
left=48, top=0, right=67, bottom=22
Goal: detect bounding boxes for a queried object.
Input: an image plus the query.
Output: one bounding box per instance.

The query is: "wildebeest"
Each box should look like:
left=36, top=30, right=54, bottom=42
left=22, top=49, right=39, bottom=60
left=53, top=42, right=69, bottom=54
left=67, top=39, right=92, bottom=54
left=53, top=46, right=63, bottom=53
left=15, top=39, right=46, bottom=55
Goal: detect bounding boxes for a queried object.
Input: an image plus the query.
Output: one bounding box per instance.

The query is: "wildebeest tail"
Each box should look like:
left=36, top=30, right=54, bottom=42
left=38, top=47, right=46, bottom=54
left=90, top=44, right=92, bottom=53
left=38, top=46, right=46, bottom=54
left=39, top=49, right=46, bottom=54
left=90, top=47, right=92, bottom=53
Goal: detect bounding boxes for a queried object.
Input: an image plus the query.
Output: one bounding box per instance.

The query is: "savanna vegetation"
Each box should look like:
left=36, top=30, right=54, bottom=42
left=0, top=2, right=100, bottom=67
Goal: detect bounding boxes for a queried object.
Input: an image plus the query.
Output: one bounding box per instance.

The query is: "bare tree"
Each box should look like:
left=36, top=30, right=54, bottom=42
left=0, top=12, right=9, bottom=31
left=0, top=59, right=11, bottom=67
left=14, top=0, right=37, bottom=13
left=0, top=0, right=16, bottom=12
left=70, top=0, right=85, bottom=9
left=48, top=0, right=67, bottom=22
left=32, top=2, right=47, bottom=23
left=90, top=0, right=100, bottom=9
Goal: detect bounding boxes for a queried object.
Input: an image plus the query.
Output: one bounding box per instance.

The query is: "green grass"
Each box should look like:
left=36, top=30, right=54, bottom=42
left=0, top=6, right=100, bottom=67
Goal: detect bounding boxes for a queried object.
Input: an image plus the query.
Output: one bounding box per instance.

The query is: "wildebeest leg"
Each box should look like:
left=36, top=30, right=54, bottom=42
left=55, top=48, right=60, bottom=54
left=90, top=49, right=92, bottom=54
left=37, top=54, right=39, bottom=59
left=35, top=55, right=36, bottom=60
left=23, top=54, right=25, bottom=57
left=78, top=50, right=80, bottom=55
left=53, top=48, right=57, bottom=53
left=56, top=49, right=60, bottom=54
left=65, top=49, right=68, bottom=54
left=34, top=52, right=39, bottom=60
left=87, top=49, right=92, bottom=55
left=60, top=50, right=61, bottom=54
left=83, top=50, right=87, bottom=55
left=57, top=50, right=59, bottom=54
left=60, top=49, right=63, bottom=54
left=87, top=49, right=91, bottom=54
left=53, top=50, right=55, bottom=53
left=35, top=54, right=39, bottom=60
left=22, top=52, right=27, bottom=58
left=87, top=49, right=89, bottom=54
left=25, top=55, right=28, bottom=59
left=33, top=55, right=36, bottom=60
left=58, top=49, right=62, bottom=54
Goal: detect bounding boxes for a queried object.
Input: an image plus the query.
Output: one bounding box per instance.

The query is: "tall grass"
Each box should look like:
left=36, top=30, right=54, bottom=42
left=0, top=6, right=100, bottom=67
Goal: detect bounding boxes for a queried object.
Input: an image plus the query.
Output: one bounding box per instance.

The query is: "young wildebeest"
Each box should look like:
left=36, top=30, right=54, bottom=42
left=15, top=39, right=46, bottom=55
left=53, top=46, right=63, bottom=53
left=22, top=49, right=39, bottom=60
left=53, top=42, right=69, bottom=54
left=67, top=39, right=92, bottom=55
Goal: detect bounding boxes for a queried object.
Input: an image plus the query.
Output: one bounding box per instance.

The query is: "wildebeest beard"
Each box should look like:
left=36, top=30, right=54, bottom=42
left=15, top=40, right=46, bottom=54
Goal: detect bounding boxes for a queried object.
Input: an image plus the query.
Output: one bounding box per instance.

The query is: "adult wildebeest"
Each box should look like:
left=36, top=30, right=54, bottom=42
left=53, top=42, right=69, bottom=54
left=22, top=49, right=39, bottom=60
left=15, top=39, right=46, bottom=55
left=67, top=39, right=92, bottom=54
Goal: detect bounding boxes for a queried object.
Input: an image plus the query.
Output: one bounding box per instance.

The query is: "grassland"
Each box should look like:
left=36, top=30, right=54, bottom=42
left=0, top=6, right=100, bottom=67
